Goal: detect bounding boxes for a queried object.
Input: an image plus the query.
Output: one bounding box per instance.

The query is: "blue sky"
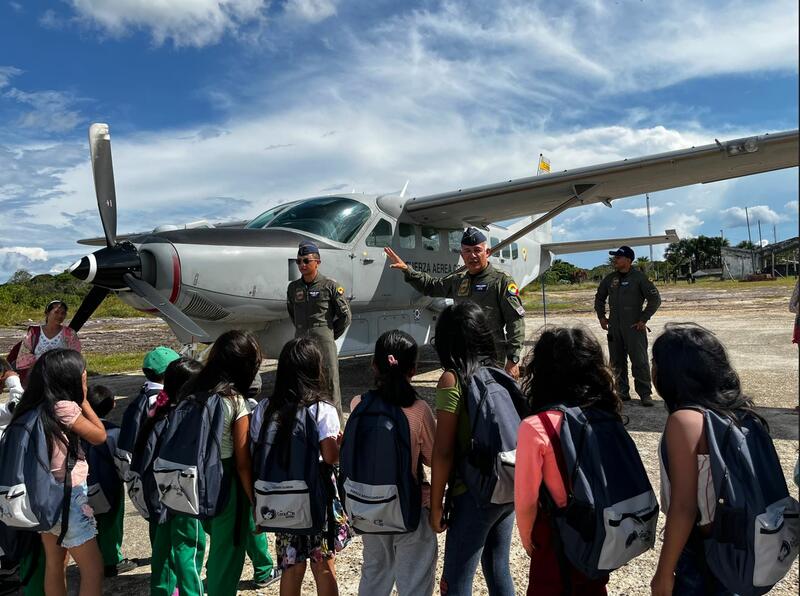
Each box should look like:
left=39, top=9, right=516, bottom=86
left=0, top=0, right=797, bottom=280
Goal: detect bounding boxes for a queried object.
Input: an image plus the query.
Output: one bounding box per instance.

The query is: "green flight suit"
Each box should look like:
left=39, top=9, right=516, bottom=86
left=594, top=268, right=661, bottom=400
left=287, top=273, right=352, bottom=420
left=403, top=263, right=526, bottom=363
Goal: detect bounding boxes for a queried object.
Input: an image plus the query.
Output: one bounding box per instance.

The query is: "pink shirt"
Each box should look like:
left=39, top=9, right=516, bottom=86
left=350, top=395, right=436, bottom=507
left=50, top=401, right=89, bottom=486
left=514, top=411, right=569, bottom=554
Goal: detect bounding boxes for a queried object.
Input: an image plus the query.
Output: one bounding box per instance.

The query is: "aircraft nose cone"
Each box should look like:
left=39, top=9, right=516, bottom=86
left=68, top=254, right=97, bottom=283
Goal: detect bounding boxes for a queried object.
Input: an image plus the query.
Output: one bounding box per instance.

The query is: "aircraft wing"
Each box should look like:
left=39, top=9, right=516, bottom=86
left=542, top=229, right=679, bottom=255
left=78, top=219, right=250, bottom=246
left=403, top=130, right=799, bottom=228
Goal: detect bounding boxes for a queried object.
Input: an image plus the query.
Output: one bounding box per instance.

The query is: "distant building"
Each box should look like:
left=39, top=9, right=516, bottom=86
left=721, top=237, right=799, bottom=280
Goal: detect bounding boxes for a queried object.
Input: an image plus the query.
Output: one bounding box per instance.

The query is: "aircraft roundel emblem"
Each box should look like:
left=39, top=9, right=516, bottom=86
left=337, top=286, right=345, bottom=295
left=507, top=283, right=519, bottom=297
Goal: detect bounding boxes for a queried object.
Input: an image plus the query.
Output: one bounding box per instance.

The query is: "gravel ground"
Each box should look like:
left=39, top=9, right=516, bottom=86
left=2, top=282, right=798, bottom=595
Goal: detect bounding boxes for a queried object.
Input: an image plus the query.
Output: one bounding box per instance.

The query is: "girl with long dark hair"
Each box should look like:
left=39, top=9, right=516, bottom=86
left=249, top=337, right=352, bottom=596
left=650, top=324, right=760, bottom=596
left=515, top=326, right=621, bottom=595
left=168, top=330, right=261, bottom=596
left=430, top=302, right=515, bottom=596
left=11, top=349, right=107, bottom=596
left=351, top=330, right=437, bottom=596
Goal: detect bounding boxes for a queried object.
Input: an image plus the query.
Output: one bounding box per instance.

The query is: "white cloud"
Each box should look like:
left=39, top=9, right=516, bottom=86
left=3, top=87, right=83, bottom=132
left=68, top=0, right=268, bottom=47
left=0, top=246, right=48, bottom=261
left=720, top=205, right=782, bottom=228
left=786, top=200, right=799, bottom=214
left=0, top=65, right=22, bottom=89
left=624, top=206, right=663, bottom=218
left=284, top=0, right=338, bottom=23
left=9, top=2, right=22, bottom=13
left=663, top=213, right=704, bottom=238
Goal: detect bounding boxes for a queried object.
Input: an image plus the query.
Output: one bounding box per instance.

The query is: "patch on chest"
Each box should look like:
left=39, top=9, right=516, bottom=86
left=457, top=278, right=471, bottom=297
left=308, top=290, right=321, bottom=299
left=621, top=281, right=630, bottom=287
left=611, top=277, right=620, bottom=288
left=294, top=289, right=305, bottom=302
left=474, top=283, right=489, bottom=292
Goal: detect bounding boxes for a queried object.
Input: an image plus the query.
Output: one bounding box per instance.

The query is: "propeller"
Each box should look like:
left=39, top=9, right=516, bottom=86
left=68, top=124, right=209, bottom=340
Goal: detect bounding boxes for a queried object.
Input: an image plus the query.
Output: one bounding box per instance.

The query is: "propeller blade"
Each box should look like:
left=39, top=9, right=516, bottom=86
left=69, top=286, right=110, bottom=333
left=122, top=273, right=210, bottom=340
left=89, top=123, right=118, bottom=248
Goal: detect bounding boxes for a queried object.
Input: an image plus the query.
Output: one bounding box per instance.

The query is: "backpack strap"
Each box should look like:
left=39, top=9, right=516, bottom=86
left=538, top=411, right=570, bottom=494
left=56, top=442, right=77, bottom=546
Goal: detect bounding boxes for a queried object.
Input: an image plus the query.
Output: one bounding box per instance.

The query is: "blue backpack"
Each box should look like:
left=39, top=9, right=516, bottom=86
left=83, top=423, right=121, bottom=515
left=340, top=391, right=421, bottom=534
left=127, top=416, right=170, bottom=520
left=251, top=404, right=329, bottom=535
left=0, top=406, right=77, bottom=544
left=459, top=367, right=528, bottom=506
left=115, top=385, right=160, bottom=481
left=539, top=406, right=658, bottom=580
left=662, top=408, right=800, bottom=596
left=152, top=393, right=228, bottom=519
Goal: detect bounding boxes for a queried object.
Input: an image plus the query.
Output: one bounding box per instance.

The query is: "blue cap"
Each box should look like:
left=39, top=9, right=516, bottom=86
left=298, top=240, right=320, bottom=256
left=461, top=227, right=487, bottom=246
left=609, top=245, right=635, bottom=260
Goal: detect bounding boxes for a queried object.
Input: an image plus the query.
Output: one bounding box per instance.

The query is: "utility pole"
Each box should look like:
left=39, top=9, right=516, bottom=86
left=773, top=224, right=777, bottom=244
left=646, top=193, right=654, bottom=263
left=745, top=207, right=755, bottom=272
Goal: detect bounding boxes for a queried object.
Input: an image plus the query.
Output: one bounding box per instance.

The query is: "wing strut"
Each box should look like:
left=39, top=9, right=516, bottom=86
left=487, top=183, right=602, bottom=258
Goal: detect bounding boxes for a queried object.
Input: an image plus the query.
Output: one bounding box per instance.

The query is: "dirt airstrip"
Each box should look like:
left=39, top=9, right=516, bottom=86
left=1, top=282, right=798, bottom=595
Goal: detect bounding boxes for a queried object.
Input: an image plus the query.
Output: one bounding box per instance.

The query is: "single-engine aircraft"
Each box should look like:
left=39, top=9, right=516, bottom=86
left=68, top=124, right=799, bottom=357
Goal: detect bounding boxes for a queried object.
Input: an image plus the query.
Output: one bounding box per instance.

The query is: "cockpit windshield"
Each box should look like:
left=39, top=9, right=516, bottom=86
left=247, top=197, right=371, bottom=244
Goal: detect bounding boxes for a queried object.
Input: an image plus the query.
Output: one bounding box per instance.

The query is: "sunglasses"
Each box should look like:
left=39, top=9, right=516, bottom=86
left=295, top=257, right=319, bottom=265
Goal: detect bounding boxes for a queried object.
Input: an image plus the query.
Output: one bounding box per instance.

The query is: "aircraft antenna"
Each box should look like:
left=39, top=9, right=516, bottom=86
left=400, top=180, right=410, bottom=198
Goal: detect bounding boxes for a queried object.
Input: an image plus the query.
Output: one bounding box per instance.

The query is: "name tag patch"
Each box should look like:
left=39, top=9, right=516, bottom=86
left=474, top=283, right=489, bottom=292
left=621, top=281, right=630, bottom=286
left=309, top=290, right=320, bottom=298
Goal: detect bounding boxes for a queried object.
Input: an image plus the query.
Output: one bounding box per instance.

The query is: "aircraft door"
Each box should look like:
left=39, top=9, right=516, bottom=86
left=355, top=217, right=394, bottom=307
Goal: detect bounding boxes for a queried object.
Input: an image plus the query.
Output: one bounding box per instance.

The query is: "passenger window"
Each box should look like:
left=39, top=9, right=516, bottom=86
left=399, top=223, right=416, bottom=249
left=421, top=227, right=440, bottom=251
left=448, top=230, right=462, bottom=253
left=511, top=243, right=519, bottom=260
left=490, top=236, right=501, bottom=259
left=366, top=219, right=393, bottom=247
left=502, top=245, right=511, bottom=259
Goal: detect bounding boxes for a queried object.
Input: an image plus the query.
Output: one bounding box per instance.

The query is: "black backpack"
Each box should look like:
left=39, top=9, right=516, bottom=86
left=84, top=423, right=121, bottom=515
left=340, top=391, right=421, bottom=534
left=126, top=416, right=170, bottom=520
left=115, top=385, right=160, bottom=481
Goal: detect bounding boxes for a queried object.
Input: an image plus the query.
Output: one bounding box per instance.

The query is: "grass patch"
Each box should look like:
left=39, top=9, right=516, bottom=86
left=85, top=352, right=146, bottom=376
left=0, top=295, right=147, bottom=327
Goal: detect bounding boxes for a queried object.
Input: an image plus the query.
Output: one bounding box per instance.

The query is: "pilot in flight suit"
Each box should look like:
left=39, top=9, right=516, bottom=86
left=386, top=227, right=526, bottom=376
left=287, top=240, right=352, bottom=421
left=594, top=245, right=661, bottom=406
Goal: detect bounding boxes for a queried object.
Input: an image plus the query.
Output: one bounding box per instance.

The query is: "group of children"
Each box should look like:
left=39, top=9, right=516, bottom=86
left=0, top=300, right=797, bottom=596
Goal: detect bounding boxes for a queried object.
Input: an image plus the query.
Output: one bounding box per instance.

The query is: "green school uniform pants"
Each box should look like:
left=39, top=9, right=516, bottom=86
left=20, top=542, right=44, bottom=596
left=201, top=458, right=248, bottom=596
left=246, top=517, right=274, bottom=582
left=156, top=514, right=207, bottom=596
left=95, top=491, right=124, bottom=567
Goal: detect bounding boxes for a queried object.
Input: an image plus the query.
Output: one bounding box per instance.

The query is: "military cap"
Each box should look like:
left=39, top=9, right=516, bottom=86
left=461, top=227, right=487, bottom=246
left=609, top=245, right=635, bottom=260
left=298, top=240, right=320, bottom=256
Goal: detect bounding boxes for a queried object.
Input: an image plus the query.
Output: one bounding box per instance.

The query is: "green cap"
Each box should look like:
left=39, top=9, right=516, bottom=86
left=142, top=346, right=181, bottom=375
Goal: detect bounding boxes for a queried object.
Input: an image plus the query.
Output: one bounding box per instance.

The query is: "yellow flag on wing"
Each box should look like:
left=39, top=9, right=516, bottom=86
left=537, top=154, right=550, bottom=175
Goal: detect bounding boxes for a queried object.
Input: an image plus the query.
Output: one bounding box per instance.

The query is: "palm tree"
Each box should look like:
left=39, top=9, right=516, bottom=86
left=635, top=256, right=650, bottom=273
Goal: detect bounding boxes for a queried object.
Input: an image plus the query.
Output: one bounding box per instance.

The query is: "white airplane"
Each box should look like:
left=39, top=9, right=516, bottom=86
left=68, top=124, right=799, bottom=357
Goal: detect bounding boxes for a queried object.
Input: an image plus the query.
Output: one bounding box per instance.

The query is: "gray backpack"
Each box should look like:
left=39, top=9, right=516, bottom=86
left=460, top=367, right=528, bottom=506
left=152, top=392, right=229, bottom=519
left=0, top=406, right=76, bottom=544
left=538, top=406, right=658, bottom=579
left=663, top=408, right=799, bottom=595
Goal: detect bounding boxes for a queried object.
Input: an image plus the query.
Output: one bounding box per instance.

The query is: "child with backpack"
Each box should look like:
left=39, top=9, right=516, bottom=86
left=651, top=323, right=799, bottom=596
left=115, top=346, right=181, bottom=482
left=83, top=385, right=138, bottom=578
left=515, top=326, right=655, bottom=595
left=345, top=330, right=437, bottom=596
left=154, top=330, right=261, bottom=596
left=0, top=357, right=23, bottom=437
left=133, top=357, right=203, bottom=596
left=429, top=302, right=519, bottom=596
left=250, top=337, right=352, bottom=596
left=6, top=349, right=107, bottom=596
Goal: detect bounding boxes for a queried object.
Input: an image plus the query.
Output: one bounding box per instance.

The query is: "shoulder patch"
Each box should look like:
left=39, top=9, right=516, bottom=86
left=337, top=286, right=345, bottom=296
left=507, top=283, right=519, bottom=297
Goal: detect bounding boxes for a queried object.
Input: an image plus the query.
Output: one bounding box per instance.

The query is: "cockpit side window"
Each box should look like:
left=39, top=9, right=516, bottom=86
left=502, top=244, right=511, bottom=259
left=261, top=197, right=371, bottom=244
left=490, top=236, right=500, bottom=259
left=366, top=218, right=393, bottom=247
left=448, top=230, right=462, bottom=254
left=511, top=243, right=519, bottom=260
left=399, top=223, right=416, bottom=249
left=245, top=202, right=296, bottom=229
left=421, top=227, right=440, bottom=251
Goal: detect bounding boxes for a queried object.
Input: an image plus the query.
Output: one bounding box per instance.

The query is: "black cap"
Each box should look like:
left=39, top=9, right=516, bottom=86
left=461, top=227, right=487, bottom=246
left=298, top=240, right=320, bottom=256
left=609, top=245, right=635, bottom=260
